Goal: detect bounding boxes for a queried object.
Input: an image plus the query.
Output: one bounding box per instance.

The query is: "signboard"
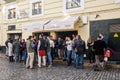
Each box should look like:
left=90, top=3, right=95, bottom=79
left=44, top=16, right=78, bottom=30
left=114, top=33, right=119, bottom=37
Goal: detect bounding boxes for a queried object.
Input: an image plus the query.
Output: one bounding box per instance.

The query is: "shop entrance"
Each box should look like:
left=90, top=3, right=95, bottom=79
left=34, top=32, right=50, bottom=39
left=56, top=31, right=78, bottom=40
left=108, top=24, right=120, bottom=61
left=8, top=33, right=21, bottom=40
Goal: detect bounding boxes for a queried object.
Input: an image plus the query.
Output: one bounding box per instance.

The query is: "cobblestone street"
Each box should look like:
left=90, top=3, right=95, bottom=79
left=0, top=57, right=119, bottom=80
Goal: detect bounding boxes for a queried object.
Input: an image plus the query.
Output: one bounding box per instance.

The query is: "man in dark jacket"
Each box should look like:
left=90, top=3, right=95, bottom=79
left=74, top=35, right=85, bottom=69
left=13, top=39, right=21, bottom=62
left=93, top=36, right=107, bottom=71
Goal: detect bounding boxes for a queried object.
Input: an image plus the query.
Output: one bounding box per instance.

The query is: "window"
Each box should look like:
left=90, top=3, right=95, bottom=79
left=6, top=4, right=17, bottom=20
left=8, top=8, right=16, bottom=19
left=32, top=2, right=42, bottom=15
left=66, top=0, right=81, bottom=9
left=63, top=0, right=84, bottom=12
left=8, top=25, right=16, bottom=30
left=30, top=0, right=43, bottom=17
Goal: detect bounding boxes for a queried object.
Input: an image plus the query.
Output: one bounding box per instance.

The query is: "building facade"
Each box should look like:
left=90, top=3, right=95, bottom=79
left=0, top=0, right=120, bottom=60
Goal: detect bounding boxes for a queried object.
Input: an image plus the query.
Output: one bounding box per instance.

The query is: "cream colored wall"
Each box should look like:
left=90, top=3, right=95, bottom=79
left=1, top=0, right=120, bottom=45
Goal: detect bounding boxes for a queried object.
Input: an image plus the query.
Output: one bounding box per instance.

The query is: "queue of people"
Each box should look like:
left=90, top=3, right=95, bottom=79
left=5, top=33, right=114, bottom=71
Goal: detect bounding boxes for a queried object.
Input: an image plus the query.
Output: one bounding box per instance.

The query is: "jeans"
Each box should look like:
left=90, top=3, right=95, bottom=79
left=67, top=50, right=72, bottom=66
left=34, top=51, right=38, bottom=64
left=74, top=53, right=77, bottom=65
left=24, top=51, right=27, bottom=64
left=75, top=54, right=84, bottom=69
left=47, top=51, right=53, bottom=65
left=14, top=53, right=19, bottom=62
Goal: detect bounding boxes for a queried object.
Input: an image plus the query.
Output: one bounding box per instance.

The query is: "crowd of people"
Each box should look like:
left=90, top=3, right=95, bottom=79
left=5, top=33, right=114, bottom=71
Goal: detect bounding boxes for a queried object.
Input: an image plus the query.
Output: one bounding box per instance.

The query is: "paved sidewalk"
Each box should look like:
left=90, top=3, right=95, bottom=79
left=0, top=53, right=120, bottom=80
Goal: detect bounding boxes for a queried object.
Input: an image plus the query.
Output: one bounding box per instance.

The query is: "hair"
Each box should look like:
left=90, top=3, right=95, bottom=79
left=87, top=36, right=94, bottom=43
left=28, top=36, right=32, bottom=39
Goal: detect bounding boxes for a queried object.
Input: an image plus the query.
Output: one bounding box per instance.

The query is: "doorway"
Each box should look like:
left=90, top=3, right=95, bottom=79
left=108, top=24, right=120, bottom=61
left=8, top=33, right=21, bottom=40
left=34, top=32, right=50, bottom=39
left=56, top=31, right=78, bottom=40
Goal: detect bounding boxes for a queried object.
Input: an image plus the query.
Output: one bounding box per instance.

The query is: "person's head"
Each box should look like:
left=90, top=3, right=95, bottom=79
left=39, top=34, right=43, bottom=39
left=22, top=39, right=25, bottom=42
left=28, top=36, right=32, bottom=40
left=76, top=35, right=81, bottom=40
left=67, top=37, right=71, bottom=41
left=10, top=39, right=13, bottom=43
left=58, top=37, right=61, bottom=41
left=99, top=33, right=104, bottom=39
left=33, top=35, right=37, bottom=40
left=30, top=36, right=34, bottom=41
left=97, top=36, right=101, bottom=40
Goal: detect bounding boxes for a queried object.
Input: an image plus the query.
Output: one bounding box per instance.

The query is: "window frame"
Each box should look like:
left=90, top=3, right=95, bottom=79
left=63, top=0, right=84, bottom=12
left=29, top=0, right=44, bottom=17
left=6, top=3, right=17, bottom=20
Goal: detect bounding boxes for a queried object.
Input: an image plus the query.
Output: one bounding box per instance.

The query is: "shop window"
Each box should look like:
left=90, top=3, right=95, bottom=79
left=30, top=0, right=43, bottom=17
left=63, top=0, right=84, bottom=12
left=8, top=25, right=16, bottom=30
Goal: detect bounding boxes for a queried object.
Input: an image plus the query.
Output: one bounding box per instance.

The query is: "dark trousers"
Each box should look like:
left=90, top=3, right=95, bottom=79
left=9, top=56, right=14, bottom=62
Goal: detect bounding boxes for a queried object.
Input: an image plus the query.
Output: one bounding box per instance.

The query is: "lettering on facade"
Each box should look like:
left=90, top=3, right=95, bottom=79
left=18, top=10, right=28, bottom=19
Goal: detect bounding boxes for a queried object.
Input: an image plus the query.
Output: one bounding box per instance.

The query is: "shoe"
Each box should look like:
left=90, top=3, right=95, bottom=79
left=30, top=67, right=34, bottom=69
left=38, top=64, right=41, bottom=68
left=26, top=66, right=30, bottom=69
left=48, top=65, right=52, bottom=68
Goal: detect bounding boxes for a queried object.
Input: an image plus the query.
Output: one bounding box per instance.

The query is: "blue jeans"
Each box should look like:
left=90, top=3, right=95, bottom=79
left=14, top=53, right=19, bottom=62
left=24, top=51, right=27, bottom=64
left=34, top=51, right=38, bottom=64
left=67, top=50, right=72, bottom=66
left=47, top=51, right=53, bottom=65
left=74, top=53, right=77, bottom=65
left=75, top=54, right=84, bottom=69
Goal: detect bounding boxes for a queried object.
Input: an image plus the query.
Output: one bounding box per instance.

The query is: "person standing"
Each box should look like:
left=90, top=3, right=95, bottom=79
left=87, top=36, right=95, bottom=63
left=37, top=34, right=47, bottom=68
left=74, top=35, right=85, bottom=69
left=13, top=39, right=21, bottom=62
left=5, top=38, right=10, bottom=56
left=8, top=39, right=13, bottom=62
left=57, top=37, right=64, bottom=59
left=46, top=36, right=54, bottom=68
left=93, top=36, right=107, bottom=71
left=66, top=37, right=72, bottom=66
left=26, top=36, right=35, bottom=69
left=22, top=39, right=27, bottom=64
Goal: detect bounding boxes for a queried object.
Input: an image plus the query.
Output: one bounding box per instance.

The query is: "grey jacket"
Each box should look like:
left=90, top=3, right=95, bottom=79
left=13, top=41, right=21, bottom=53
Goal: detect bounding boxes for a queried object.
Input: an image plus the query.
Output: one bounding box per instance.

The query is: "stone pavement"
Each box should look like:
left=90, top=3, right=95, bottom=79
left=0, top=56, right=120, bottom=80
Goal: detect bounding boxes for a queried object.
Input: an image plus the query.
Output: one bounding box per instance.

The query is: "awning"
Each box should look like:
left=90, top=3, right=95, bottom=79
left=44, top=16, right=79, bottom=30
left=22, top=20, right=49, bottom=32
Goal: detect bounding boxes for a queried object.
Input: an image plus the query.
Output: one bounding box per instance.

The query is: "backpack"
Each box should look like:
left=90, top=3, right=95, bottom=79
left=75, top=39, right=85, bottom=54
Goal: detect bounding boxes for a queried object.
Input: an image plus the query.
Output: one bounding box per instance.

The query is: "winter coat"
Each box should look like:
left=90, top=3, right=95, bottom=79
left=93, top=40, right=107, bottom=55
left=8, top=42, right=13, bottom=56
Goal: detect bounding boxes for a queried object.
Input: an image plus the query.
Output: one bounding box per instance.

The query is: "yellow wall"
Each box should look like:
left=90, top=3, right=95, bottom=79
left=0, top=0, right=120, bottom=45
